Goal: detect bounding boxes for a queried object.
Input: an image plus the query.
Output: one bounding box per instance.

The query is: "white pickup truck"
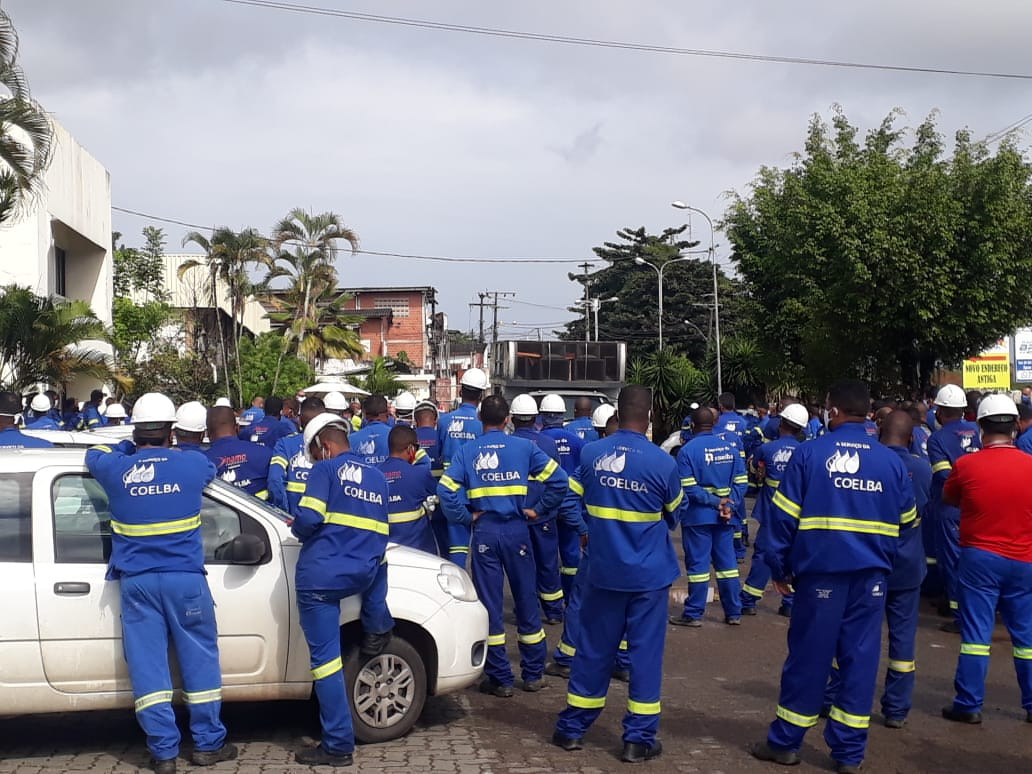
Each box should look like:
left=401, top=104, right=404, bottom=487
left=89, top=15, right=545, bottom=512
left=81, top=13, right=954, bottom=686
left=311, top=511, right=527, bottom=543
left=0, top=446, right=488, bottom=743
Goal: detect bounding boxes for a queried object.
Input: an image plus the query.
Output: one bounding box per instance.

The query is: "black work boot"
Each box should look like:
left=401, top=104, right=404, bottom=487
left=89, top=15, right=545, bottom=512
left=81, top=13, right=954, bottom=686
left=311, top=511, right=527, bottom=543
left=192, top=742, right=237, bottom=766
left=295, top=744, right=354, bottom=767
left=360, top=629, right=392, bottom=657
left=621, top=739, right=663, bottom=763
left=749, top=741, right=801, bottom=765
left=149, top=758, right=176, bottom=774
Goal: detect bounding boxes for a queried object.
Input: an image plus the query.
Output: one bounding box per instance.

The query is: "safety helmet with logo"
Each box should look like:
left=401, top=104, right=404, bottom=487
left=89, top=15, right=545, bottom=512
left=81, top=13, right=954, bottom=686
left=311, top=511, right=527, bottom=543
left=324, top=391, right=349, bottom=411
left=394, top=391, right=418, bottom=416
left=780, top=403, right=809, bottom=430
left=460, top=367, right=489, bottom=391
left=592, top=403, right=616, bottom=429
left=174, top=401, right=208, bottom=433
left=105, top=403, right=127, bottom=420
left=510, top=394, right=539, bottom=418
left=539, top=394, right=566, bottom=414
left=131, top=393, right=177, bottom=429
left=303, top=412, right=350, bottom=463
left=976, top=393, right=1018, bottom=422
left=214, top=397, right=233, bottom=408
left=29, top=394, right=50, bottom=413
left=935, top=384, right=967, bottom=409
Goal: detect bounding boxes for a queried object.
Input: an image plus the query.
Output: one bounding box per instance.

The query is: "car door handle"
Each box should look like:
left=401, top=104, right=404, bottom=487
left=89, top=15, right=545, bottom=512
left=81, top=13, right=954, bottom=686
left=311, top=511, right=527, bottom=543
left=54, top=582, right=91, bottom=596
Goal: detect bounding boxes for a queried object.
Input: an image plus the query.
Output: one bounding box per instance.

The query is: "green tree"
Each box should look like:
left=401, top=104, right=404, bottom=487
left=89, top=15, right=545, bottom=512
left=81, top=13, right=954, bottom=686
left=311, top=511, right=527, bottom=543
left=359, top=356, right=404, bottom=398
left=127, top=344, right=219, bottom=406
left=111, top=227, right=172, bottom=370
left=0, top=285, right=112, bottom=392
left=0, top=8, right=52, bottom=225
left=232, top=332, right=314, bottom=402
left=627, top=349, right=709, bottom=440
left=725, top=108, right=1032, bottom=394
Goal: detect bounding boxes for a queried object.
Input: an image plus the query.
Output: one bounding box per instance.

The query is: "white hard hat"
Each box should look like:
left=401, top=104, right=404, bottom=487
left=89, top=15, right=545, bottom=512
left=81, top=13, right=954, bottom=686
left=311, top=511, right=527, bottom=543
left=460, top=367, right=488, bottom=391
left=105, top=403, right=127, bottom=419
left=540, top=393, right=565, bottom=414
left=174, top=401, right=208, bottom=433
left=214, top=397, right=233, bottom=408
left=303, top=412, right=350, bottom=463
left=131, top=392, right=177, bottom=425
left=976, top=393, right=1018, bottom=422
left=591, top=403, right=616, bottom=429
left=414, top=400, right=438, bottom=418
left=324, top=391, right=349, bottom=411
left=511, top=394, right=538, bottom=418
left=394, top=392, right=418, bottom=413
left=781, top=403, right=809, bottom=429
left=935, top=384, right=967, bottom=409
left=30, top=394, right=50, bottom=413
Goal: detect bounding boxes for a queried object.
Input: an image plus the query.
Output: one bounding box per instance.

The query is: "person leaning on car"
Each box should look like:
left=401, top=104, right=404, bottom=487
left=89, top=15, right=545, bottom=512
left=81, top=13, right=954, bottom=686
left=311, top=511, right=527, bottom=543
left=85, top=392, right=236, bottom=774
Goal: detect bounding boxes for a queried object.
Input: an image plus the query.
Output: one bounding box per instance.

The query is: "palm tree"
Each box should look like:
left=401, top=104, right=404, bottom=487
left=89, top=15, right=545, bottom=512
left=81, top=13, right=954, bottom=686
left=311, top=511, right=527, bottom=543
left=359, top=356, right=404, bottom=398
left=0, top=8, right=53, bottom=225
left=0, top=285, right=112, bottom=392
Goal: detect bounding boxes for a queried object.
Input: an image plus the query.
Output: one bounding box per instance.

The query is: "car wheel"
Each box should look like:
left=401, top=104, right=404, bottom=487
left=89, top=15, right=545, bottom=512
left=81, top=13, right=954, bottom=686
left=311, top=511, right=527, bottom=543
left=344, top=636, right=427, bottom=743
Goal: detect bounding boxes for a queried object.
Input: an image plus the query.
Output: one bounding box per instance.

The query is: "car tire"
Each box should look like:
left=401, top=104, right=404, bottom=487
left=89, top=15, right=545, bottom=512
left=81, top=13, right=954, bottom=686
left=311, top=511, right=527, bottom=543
left=344, top=636, right=428, bottom=744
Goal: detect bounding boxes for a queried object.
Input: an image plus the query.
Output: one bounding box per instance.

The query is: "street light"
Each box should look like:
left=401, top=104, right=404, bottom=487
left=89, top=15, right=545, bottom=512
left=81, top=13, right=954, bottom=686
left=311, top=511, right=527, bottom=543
left=671, top=201, right=722, bottom=395
left=590, top=296, right=619, bottom=342
left=634, top=255, right=698, bottom=351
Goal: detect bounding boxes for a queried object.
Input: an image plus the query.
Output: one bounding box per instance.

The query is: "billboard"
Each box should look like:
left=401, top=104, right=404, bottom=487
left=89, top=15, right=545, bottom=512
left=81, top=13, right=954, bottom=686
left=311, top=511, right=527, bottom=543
left=1015, top=328, right=1032, bottom=383
left=962, top=337, right=1011, bottom=390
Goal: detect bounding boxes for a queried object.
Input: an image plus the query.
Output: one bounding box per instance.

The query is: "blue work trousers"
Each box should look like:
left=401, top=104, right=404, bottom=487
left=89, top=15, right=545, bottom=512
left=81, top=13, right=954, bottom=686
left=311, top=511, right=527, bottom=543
left=681, top=523, right=742, bottom=619
left=935, top=516, right=961, bottom=621
left=120, top=572, right=226, bottom=761
left=557, top=521, right=582, bottom=599
left=950, top=547, right=1032, bottom=713
left=767, top=571, right=887, bottom=768
left=527, top=517, right=564, bottom=621
left=555, top=585, right=669, bottom=745
left=391, top=516, right=438, bottom=555
left=471, top=519, right=547, bottom=685
left=553, top=550, right=629, bottom=671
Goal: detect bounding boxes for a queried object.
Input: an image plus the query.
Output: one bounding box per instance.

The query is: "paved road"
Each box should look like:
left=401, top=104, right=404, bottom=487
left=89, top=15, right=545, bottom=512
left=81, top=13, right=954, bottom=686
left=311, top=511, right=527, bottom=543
left=3, top=550, right=1032, bottom=772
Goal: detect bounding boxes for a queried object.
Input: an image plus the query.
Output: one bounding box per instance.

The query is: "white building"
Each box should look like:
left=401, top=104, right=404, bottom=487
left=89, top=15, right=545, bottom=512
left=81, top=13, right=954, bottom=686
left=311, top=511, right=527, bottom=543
left=0, top=120, right=113, bottom=396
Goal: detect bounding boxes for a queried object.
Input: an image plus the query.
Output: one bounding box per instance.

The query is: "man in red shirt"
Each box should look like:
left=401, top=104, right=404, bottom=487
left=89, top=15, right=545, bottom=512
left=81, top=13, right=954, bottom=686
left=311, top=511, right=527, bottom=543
left=941, top=393, right=1032, bottom=724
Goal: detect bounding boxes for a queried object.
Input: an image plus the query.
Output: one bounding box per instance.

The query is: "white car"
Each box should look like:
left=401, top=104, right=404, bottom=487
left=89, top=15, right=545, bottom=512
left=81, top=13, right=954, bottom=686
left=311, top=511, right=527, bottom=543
left=0, top=447, right=488, bottom=743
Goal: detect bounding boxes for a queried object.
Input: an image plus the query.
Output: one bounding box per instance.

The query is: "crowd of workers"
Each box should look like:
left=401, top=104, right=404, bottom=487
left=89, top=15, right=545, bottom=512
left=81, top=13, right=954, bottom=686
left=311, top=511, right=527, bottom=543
left=0, top=373, right=1030, bottom=773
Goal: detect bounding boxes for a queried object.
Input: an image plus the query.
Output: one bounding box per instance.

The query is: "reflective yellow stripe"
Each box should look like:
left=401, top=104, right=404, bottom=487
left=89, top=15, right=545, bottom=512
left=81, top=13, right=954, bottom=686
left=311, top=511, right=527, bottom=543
left=797, top=517, right=898, bottom=538
left=183, top=688, right=222, bottom=704
left=619, top=639, right=628, bottom=650
left=682, top=477, right=698, bottom=487
left=312, top=657, right=343, bottom=680
left=628, top=699, right=660, bottom=715
left=743, top=583, right=765, bottom=597
left=439, top=475, right=461, bottom=492
left=665, top=490, right=684, bottom=512
left=255, top=489, right=269, bottom=500
left=931, top=460, right=952, bottom=474
left=888, top=659, right=915, bottom=673
left=687, top=573, right=710, bottom=583
left=271, top=455, right=288, bottom=469
left=558, top=641, right=576, bottom=657
left=92, top=444, right=113, bottom=453
left=539, top=589, right=564, bottom=602
left=733, top=531, right=743, bottom=539
left=703, top=486, right=732, bottom=496
left=949, top=600, right=959, bottom=610
left=765, top=478, right=781, bottom=489
left=776, top=705, right=819, bottom=728
left=714, top=569, right=739, bottom=579
left=518, top=629, right=546, bottom=645
left=415, top=449, right=428, bottom=463
left=772, top=491, right=801, bottom=519
left=568, top=693, right=606, bottom=709
left=467, top=485, right=529, bottom=498
left=586, top=504, right=661, bottom=522
left=299, top=495, right=327, bottom=516
left=110, top=514, right=200, bottom=537
left=388, top=509, right=425, bottom=524
left=431, top=469, right=443, bottom=478
left=568, top=478, right=584, bottom=495
left=960, top=643, right=990, bottom=656
left=487, top=633, right=506, bottom=646
left=135, top=690, right=173, bottom=712
left=560, top=566, right=578, bottom=575
left=900, top=506, right=917, bottom=525
left=829, top=706, right=869, bottom=729
left=450, top=545, right=470, bottom=554
left=926, top=557, right=938, bottom=565
left=531, top=458, right=559, bottom=482
left=324, top=512, right=389, bottom=535
left=286, top=481, right=306, bottom=492
left=1014, top=647, right=1032, bottom=660
left=733, top=475, right=749, bottom=484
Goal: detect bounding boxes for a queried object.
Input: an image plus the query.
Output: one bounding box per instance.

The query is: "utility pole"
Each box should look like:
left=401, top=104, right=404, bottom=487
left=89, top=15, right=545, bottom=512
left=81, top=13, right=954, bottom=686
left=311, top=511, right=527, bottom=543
left=468, top=293, right=490, bottom=348
left=489, top=291, right=515, bottom=349
left=579, top=261, right=594, bottom=341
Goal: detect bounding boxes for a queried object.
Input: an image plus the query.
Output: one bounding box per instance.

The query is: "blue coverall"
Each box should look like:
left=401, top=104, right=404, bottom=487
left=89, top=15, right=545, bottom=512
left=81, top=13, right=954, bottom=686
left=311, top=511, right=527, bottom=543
left=203, top=435, right=273, bottom=500
left=415, top=424, right=450, bottom=557
left=438, top=430, right=565, bottom=687
left=26, top=413, right=62, bottom=430
left=239, top=414, right=289, bottom=449
left=379, top=456, right=438, bottom=554
left=268, top=432, right=311, bottom=515
left=82, top=402, right=105, bottom=429
left=437, top=403, right=483, bottom=564
left=555, top=429, right=683, bottom=747
left=676, top=430, right=748, bottom=621
left=294, top=452, right=392, bottom=756
left=0, top=426, right=53, bottom=448
left=541, top=420, right=585, bottom=598
left=348, top=420, right=393, bottom=466
left=763, top=422, right=915, bottom=768
left=86, top=440, right=226, bottom=763
left=566, top=415, right=599, bottom=444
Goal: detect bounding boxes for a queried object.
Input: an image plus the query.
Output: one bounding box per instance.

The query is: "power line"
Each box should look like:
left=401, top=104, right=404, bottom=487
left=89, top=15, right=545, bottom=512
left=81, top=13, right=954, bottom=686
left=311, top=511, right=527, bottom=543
left=982, top=112, right=1032, bottom=145
left=219, top=0, right=1032, bottom=81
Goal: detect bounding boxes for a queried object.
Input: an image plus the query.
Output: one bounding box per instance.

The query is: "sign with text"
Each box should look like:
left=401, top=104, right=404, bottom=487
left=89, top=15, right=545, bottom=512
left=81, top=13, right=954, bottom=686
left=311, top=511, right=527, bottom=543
left=963, top=354, right=1011, bottom=389
left=1015, top=327, right=1032, bottom=382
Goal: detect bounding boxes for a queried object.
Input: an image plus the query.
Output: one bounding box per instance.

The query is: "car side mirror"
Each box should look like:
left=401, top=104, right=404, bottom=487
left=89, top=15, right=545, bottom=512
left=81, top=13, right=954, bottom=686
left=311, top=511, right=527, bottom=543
left=215, top=533, right=266, bottom=565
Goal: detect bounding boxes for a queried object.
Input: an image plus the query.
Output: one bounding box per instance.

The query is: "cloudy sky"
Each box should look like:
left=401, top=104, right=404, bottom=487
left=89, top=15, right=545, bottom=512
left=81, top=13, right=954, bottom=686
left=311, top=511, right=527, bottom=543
left=6, top=0, right=1031, bottom=338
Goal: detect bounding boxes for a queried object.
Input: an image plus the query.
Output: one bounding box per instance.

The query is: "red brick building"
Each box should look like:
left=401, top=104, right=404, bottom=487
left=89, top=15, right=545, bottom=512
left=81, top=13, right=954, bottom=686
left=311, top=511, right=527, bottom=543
left=342, top=287, right=439, bottom=371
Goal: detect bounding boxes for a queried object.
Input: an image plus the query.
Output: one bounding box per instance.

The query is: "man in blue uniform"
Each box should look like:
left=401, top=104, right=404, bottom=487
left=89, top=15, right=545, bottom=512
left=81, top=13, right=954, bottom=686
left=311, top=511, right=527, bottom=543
left=173, top=401, right=208, bottom=453
left=268, top=397, right=324, bottom=516
left=25, top=393, right=61, bottom=429
left=438, top=394, right=566, bottom=697
left=348, top=395, right=394, bottom=466
left=672, top=407, right=748, bottom=626
left=1016, top=404, right=1032, bottom=455
left=540, top=393, right=586, bottom=598
left=553, top=385, right=683, bottom=763
left=86, top=393, right=235, bottom=774
left=240, top=396, right=264, bottom=427
left=241, top=396, right=290, bottom=449
left=740, top=403, right=808, bottom=617
left=511, top=394, right=566, bottom=624
left=437, top=368, right=487, bottom=564
left=751, top=380, right=915, bottom=774
left=0, top=392, right=53, bottom=447
left=205, top=407, right=273, bottom=500
left=82, top=389, right=106, bottom=429
left=380, top=425, right=438, bottom=554
left=293, top=413, right=393, bottom=767
left=412, top=400, right=448, bottom=556
left=927, top=384, right=981, bottom=632
left=566, top=397, right=599, bottom=443
left=715, top=392, right=748, bottom=437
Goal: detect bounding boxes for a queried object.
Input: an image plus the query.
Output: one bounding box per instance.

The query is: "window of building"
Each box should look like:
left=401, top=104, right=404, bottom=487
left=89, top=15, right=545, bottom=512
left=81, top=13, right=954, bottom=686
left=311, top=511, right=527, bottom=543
left=372, top=297, right=410, bottom=318
left=54, top=246, right=67, bottom=297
